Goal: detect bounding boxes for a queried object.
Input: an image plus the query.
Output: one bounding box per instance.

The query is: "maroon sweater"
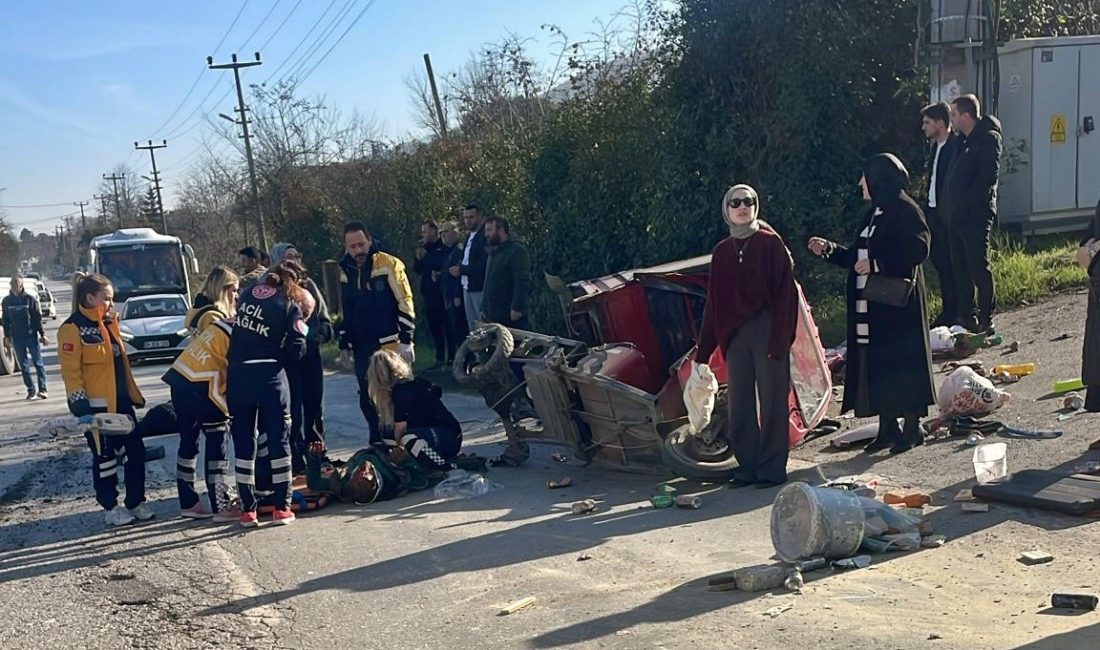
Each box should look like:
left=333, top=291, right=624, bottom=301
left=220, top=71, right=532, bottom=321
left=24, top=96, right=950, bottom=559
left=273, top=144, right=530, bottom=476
left=695, top=228, right=799, bottom=362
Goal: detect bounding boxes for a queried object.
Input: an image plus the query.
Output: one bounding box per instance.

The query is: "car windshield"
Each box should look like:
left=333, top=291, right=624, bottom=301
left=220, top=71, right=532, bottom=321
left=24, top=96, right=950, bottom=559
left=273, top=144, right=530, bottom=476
left=97, top=244, right=185, bottom=301
left=123, top=297, right=188, bottom=320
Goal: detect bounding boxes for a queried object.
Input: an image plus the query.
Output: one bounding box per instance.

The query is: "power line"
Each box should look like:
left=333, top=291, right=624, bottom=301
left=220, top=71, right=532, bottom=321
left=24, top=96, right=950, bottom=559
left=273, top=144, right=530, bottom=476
left=238, top=0, right=283, bottom=51
left=148, top=0, right=252, bottom=138
left=0, top=201, right=85, bottom=209
left=258, top=0, right=304, bottom=51
left=280, top=0, right=358, bottom=83
left=296, top=0, right=379, bottom=84
left=263, top=0, right=339, bottom=83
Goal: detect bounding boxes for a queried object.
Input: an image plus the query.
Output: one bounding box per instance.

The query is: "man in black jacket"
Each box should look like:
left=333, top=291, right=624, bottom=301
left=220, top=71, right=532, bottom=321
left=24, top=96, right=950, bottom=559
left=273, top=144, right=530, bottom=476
left=2, top=276, right=49, bottom=399
left=480, top=216, right=532, bottom=330
left=943, top=94, right=1002, bottom=334
left=413, top=220, right=451, bottom=370
left=451, top=203, right=488, bottom=330
left=439, top=221, right=468, bottom=364
left=921, top=102, right=962, bottom=327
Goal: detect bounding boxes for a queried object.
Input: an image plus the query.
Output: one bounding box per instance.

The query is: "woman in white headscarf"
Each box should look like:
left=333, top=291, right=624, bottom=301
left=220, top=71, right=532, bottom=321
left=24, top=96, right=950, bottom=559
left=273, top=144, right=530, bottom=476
left=695, top=184, right=799, bottom=489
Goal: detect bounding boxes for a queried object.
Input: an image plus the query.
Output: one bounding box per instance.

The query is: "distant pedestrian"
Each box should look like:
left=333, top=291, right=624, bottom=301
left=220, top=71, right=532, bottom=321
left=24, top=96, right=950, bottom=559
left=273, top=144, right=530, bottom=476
left=58, top=272, right=152, bottom=527
left=809, top=154, right=935, bottom=454
left=2, top=276, right=49, bottom=400
left=413, top=220, right=451, bottom=369
left=237, top=246, right=267, bottom=294
left=695, top=184, right=798, bottom=489
left=452, top=203, right=488, bottom=329
left=336, top=222, right=416, bottom=441
left=270, top=242, right=334, bottom=474
left=480, top=216, right=532, bottom=330
left=440, top=221, right=469, bottom=363
left=920, top=102, right=962, bottom=327
left=942, top=94, right=1002, bottom=334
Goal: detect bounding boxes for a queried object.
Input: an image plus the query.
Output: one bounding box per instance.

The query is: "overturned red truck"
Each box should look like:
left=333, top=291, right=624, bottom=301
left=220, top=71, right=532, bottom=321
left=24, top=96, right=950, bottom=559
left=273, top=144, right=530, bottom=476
left=453, top=254, right=832, bottom=480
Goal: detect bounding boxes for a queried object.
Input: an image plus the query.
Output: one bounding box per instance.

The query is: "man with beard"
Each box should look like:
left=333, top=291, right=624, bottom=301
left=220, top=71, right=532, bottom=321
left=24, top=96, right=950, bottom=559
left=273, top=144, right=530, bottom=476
left=480, top=216, right=531, bottom=330
left=336, top=222, right=416, bottom=441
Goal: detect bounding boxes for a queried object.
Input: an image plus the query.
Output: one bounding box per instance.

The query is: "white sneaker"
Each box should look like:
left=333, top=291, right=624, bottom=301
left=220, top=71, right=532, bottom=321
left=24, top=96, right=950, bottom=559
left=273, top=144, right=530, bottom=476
left=105, top=507, right=135, bottom=527
left=129, top=504, right=156, bottom=521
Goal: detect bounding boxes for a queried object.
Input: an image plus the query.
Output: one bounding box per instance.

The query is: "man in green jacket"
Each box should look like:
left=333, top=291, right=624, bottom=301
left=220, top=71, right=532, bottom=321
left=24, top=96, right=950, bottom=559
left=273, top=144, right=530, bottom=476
left=480, top=216, right=531, bottom=330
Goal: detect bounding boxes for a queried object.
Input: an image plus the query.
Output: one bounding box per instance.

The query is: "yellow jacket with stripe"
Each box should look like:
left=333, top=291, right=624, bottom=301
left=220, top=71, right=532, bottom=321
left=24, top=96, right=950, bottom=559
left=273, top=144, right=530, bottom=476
left=185, top=303, right=225, bottom=334
left=337, top=250, right=416, bottom=350
left=58, top=305, right=145, bottom=417
left=164, top=311, right=232, bottom=416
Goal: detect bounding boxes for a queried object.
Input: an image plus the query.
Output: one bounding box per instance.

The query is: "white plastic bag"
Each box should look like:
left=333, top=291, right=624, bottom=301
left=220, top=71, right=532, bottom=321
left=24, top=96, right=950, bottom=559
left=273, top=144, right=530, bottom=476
left=929, top=326, right=955, bottom=352
left=937, top=367, right=1010, bottom=417
left=433, top=469, right=501, bottom=500
left=683, top=361, right=719, bottom=433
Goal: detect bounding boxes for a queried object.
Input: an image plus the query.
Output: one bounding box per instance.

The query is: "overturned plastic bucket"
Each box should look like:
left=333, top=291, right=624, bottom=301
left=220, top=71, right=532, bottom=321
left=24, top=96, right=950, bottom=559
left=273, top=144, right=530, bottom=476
left=770, top=482, right=866, bottom=563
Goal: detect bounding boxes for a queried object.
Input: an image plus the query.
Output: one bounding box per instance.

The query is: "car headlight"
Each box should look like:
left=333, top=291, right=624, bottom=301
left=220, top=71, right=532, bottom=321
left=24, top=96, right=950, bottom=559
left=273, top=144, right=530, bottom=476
left=176, top=328, right=191, bottom=338
left=120, top=331, right=134, bottom=342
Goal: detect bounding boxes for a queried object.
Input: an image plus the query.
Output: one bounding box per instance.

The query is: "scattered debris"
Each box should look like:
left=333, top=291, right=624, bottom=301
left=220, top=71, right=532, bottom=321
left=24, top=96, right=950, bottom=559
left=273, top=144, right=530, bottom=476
left=649, top=495, right=675, bottom=509
left=921, top=535, right=947, bottom=549
left=707, top=575, right=738, bottom=592
left=965, top=432, right=985, bottom=446
left=1063, top=393, right=1086, bottom=411
left=654, top=483, right=678, bottom=496
left=784, top=569, right=804, bottom=592
left=733, top=564, right=787, bottom=592
left=675, top=495, right=702, bottom=509
left=1052, top=377, right=1086, bottom=394
left=793, top=557, right=828, bottom=572
left=571, top=499, right=598, bottom=515
left=962, top=502, right=990, bottom=513
left=954, top=489, right=974, bottom=502
left=1074, top=461, right=1100, bottom=475
left=106, top=573, right=136, bottom=582
left=763, top=603, right=794, bottom=618
left=1018, top=551, right=1054, bottom=566
left=884, top=489, right=932, bottom=508
left=551, top=452, right=568, bottom=463
left=831, top=555, right=872, bottom=570
left=1051, top=593, right=1099, bottom=611
left=1007, top=340, right=1020, bottom=353
left=1052, top=333, right=1074, bottom=342
left=992, top=363, right=1035, bottom=378
left=498, top=596, right=537, bottom=616
left=547, top=476, right=573, bottom=489
left=928, top=632, right=944, bottom=641
left=576, top=553, right=593, bottom=562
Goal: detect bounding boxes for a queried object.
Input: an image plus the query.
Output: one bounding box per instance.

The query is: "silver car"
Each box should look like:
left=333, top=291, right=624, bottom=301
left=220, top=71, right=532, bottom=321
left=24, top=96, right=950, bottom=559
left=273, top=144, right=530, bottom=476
left=118, top=294, right=191, bottom=362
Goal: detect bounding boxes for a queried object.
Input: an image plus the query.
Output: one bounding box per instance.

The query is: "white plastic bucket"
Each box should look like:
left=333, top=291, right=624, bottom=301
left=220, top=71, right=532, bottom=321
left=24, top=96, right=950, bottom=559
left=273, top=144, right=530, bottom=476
left=771, top=482, right=866, bottom=563
left=972, top=442, right=1007, bottom=484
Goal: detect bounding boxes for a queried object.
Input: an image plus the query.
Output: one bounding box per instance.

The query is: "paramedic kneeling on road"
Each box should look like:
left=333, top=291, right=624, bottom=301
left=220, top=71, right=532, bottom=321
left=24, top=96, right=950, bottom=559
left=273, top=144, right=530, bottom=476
left=694, top=184, right=798, bottom=490
left=58, top=272, right=153, bottom=527
left=367, top=349, right=462, bottom=471
left=228, top=261, right=313, bottom=528
left=162, top=265, right=240, bottom=521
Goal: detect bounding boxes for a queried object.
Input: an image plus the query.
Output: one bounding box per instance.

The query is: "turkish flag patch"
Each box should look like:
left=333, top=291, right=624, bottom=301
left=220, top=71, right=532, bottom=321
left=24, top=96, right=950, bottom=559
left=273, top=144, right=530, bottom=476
left=62, top=342, right=74, bottom=352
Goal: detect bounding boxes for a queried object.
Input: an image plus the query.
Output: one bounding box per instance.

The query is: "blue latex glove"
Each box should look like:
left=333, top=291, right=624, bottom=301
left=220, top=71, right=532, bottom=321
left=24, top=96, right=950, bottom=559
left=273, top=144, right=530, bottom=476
left=78, top=415, right=95, bottom=425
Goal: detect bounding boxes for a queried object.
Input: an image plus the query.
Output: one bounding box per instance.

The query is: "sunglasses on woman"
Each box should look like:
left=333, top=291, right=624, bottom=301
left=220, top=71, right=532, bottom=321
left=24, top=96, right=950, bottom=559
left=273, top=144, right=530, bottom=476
left=727, top=197, right=756, bottom=209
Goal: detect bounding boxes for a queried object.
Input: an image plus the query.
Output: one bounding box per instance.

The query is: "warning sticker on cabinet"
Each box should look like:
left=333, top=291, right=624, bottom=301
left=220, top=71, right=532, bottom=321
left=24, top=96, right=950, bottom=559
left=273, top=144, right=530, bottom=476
left=1051, top=115, right=1067, bottom=144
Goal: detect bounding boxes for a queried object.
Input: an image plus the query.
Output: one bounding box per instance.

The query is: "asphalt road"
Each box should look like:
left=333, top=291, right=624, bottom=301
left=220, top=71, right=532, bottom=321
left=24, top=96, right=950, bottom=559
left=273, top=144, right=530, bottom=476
left=0, top=281, right=1098, bottom=649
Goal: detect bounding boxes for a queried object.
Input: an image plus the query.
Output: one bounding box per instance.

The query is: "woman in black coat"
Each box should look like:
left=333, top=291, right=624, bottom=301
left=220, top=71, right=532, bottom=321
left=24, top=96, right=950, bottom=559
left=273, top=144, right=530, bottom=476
left=808, top=153, right=936, bottom=454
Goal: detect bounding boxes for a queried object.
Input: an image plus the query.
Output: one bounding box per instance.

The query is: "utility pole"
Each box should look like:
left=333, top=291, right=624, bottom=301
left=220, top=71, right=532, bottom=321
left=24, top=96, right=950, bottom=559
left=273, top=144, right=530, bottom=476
left=103, top=173, right=125, bottom=229
left=73, top=200, right=89, bottom=229
left=93, top=194, right=109, bottom=228
left=62, top=216, right=76, bottom=271
left=423, top=53, right=448, bottom=138
left=208, top=52, right=267, bottom=251
left=134, top=139, right=168, bottom=234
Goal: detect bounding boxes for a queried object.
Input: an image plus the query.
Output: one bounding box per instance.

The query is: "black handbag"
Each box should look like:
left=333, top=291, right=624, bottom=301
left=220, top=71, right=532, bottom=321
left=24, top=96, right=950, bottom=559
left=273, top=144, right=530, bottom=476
left=861, top=272, right=915, bottom=307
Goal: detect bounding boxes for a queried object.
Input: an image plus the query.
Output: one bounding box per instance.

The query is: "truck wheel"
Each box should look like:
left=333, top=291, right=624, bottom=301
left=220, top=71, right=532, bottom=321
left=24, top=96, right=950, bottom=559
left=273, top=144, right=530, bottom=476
left=453, top=324, right=515, bottom=388
left=659, top=387, right=739, bottom=482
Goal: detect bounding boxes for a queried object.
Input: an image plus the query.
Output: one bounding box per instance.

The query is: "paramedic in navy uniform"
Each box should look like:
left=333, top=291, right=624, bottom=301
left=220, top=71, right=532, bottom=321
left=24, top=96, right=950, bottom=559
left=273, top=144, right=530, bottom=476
left=228, top=260, right=314, bottom=528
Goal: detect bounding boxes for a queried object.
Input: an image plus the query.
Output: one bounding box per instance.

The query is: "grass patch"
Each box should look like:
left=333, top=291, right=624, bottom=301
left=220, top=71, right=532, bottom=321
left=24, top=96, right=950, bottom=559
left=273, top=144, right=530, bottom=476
left=811, top=235, right=1086, bottom=347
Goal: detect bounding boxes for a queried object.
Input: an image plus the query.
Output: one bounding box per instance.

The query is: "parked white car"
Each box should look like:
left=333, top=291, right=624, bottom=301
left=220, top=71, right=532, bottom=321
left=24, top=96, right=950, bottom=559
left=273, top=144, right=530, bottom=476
left=118, top=294, right=191, bottom=362
left=38, top=285, right=57, bottom=320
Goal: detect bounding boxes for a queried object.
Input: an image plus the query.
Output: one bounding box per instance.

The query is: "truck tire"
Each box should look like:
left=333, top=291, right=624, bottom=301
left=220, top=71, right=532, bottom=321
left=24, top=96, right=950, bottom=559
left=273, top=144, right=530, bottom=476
left=0, top=343, right=16, bottom=376
left=659, top=387, right=740, bottom=482
left=453, top=324, right=515, bottom=389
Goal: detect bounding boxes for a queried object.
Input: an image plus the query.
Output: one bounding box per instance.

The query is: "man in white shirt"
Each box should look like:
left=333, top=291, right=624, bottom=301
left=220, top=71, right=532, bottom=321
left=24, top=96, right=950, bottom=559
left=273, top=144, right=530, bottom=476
left=449, top=203, right=488, bottom=329
left=921, top=102, right=961, bottom=328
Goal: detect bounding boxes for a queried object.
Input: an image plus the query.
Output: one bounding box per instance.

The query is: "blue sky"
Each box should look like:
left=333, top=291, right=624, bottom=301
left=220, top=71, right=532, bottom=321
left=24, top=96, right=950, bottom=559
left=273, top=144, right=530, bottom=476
left=0, top=0, right=631, bottom=233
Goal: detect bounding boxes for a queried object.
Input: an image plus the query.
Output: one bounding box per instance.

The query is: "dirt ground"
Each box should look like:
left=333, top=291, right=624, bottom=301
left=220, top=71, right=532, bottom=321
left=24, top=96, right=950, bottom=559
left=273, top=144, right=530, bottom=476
left=0, top=284, right=1098, bottom=649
